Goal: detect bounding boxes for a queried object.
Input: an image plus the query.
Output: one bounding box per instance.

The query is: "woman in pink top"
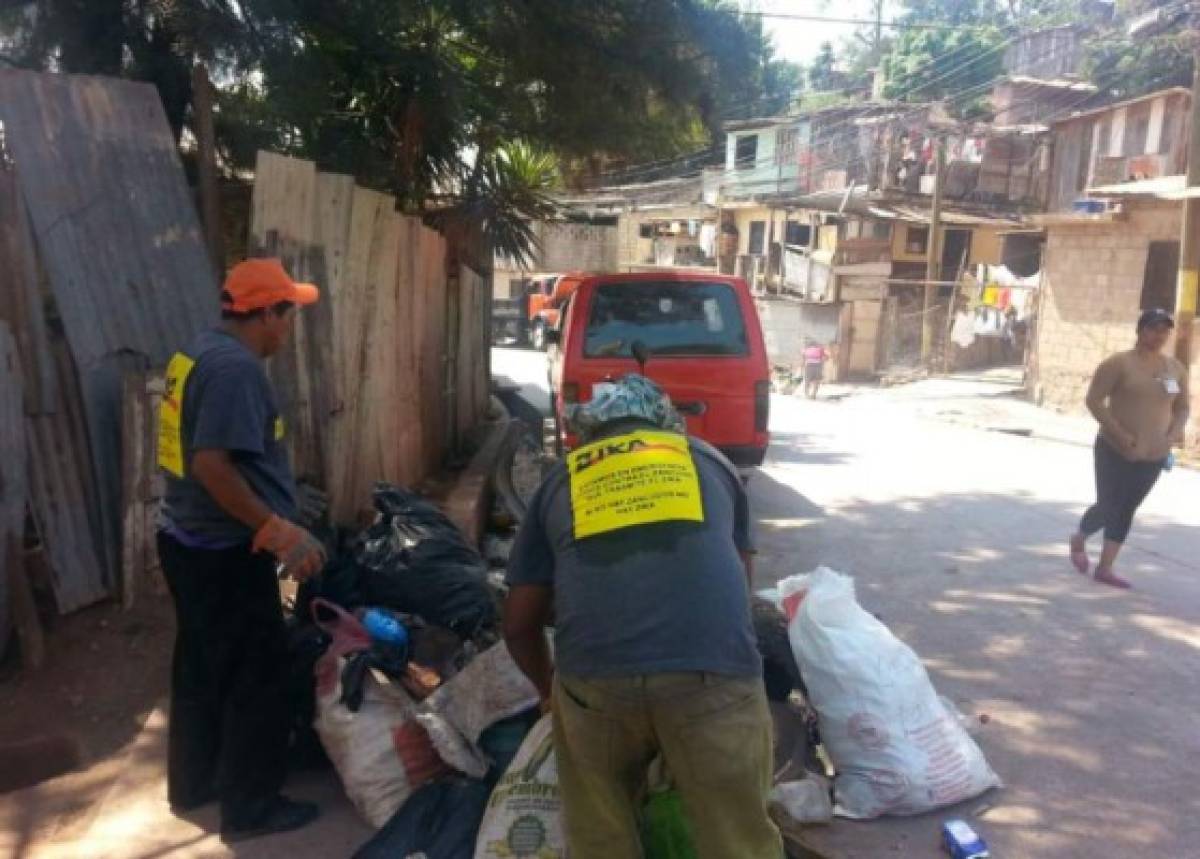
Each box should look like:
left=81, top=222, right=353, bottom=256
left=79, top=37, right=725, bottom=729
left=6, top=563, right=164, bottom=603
left=802, top=341, right=829, bottom=400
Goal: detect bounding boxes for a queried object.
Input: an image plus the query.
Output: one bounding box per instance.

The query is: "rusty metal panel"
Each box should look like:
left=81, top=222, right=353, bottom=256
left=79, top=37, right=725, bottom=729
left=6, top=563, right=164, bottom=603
left=0, top=69, right=218, bottom=590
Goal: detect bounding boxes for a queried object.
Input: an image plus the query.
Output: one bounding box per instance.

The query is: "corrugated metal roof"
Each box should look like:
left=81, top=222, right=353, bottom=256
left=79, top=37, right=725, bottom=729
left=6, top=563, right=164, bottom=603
left=885, top=205, right=1025, bottom=228
left=1005, top=75, right=1096, bottom=92
left=0, top=70, right=218, bottom=596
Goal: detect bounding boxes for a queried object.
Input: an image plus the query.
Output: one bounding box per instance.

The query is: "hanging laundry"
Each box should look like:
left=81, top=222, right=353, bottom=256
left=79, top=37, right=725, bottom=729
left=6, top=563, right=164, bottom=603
left=951, top=311, right=977, bottom=349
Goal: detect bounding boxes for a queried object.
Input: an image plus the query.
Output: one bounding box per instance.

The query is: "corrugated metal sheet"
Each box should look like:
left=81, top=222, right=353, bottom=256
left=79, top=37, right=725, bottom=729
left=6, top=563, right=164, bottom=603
left=0, top=70, right=218, bottom=593
left=0, top=166, right=108, bottom=613
left=0, top=322, right=23, bottom=649
left=25, top=339, right=110, bottom=612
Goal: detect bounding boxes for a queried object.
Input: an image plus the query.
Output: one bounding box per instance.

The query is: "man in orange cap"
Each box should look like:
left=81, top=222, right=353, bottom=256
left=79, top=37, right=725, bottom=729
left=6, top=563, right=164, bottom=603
left=157, top=258, right=325, bottom=841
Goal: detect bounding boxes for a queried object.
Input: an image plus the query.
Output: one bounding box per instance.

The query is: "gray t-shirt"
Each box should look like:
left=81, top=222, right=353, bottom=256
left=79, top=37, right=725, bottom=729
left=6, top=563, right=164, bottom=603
left=507, top=434, right=761, bottom=679
left=161, top=328, right=298, bottom=545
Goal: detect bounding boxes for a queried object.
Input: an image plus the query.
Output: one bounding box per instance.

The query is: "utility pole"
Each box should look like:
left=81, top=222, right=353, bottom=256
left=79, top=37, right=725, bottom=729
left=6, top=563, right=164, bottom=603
left=1176, top=44, right=1200, bottom=368
left=922, top=141, right=945, bottom=366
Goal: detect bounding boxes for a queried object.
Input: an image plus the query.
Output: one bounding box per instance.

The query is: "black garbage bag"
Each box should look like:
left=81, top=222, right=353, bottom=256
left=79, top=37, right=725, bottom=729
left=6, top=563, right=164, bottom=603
left=354, top=484, right=496, bottom=639
left=752, top=597, right=807, bottom=702
left=339, top=639, right=411, bottom=713
left=284, top=620, right=332, bottom=770
left=352, top=777, right=492, bottom=859
left=295, top=553, right=366, bottom=622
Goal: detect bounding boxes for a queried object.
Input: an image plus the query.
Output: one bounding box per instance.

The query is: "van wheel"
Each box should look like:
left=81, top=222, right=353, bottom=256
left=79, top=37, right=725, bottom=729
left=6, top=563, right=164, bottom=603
left=531, top=320, right=547, bottom=351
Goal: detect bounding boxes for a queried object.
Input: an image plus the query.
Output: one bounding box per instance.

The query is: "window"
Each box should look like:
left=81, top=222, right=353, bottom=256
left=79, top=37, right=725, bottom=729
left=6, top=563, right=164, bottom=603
left=1159, top=108, right=1177, bottom=156
left=870, top=221, right=892, bottom=241
left=735, top=135, right=758, bottom=170
left=584, top=282, right=750, bottom=357
left=1097, top=118, right=1112, bottom=158
left=785, top=222, right=812, bottom=246
left=905, top=226, right=929, bottom=255
left=638, top=223, right=654, bottom=239
left=775, top=126, right=800, bottom=164
left=1124, top=104, right=1151, bottom=157
left=748, top=221, right=767, bottom=255
left=1076, top=121, right=1095, bottom=193
left=1141, top=241, right=1180, bottom=311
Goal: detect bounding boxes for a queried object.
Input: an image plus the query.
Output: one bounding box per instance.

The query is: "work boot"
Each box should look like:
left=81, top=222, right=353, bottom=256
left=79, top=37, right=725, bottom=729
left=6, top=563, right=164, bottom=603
left=221, top=795, right=319, bottom=842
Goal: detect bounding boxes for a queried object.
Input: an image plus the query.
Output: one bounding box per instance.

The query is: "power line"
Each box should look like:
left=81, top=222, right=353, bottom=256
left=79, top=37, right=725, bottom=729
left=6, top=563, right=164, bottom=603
left=734, top=9, right=995, bottom=32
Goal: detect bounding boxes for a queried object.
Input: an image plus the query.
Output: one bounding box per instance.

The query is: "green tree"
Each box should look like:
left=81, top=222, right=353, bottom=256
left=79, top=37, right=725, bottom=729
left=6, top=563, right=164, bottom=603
left=809, top=41, right=837, bottom=91
left=0, top=0, right=803, bottom=257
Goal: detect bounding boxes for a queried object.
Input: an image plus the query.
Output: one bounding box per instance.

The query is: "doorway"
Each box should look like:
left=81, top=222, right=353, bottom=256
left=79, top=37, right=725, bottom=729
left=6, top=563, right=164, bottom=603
left=941, top=229, right=972, bottom=282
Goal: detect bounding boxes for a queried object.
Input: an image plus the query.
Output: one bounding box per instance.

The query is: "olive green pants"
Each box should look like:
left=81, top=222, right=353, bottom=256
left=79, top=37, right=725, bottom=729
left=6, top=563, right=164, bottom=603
left=551, top=672, right=783, bottom=859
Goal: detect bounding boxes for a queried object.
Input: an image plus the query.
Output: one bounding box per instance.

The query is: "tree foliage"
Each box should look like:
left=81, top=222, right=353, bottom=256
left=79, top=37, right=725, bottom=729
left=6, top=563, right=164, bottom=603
left=808, top=42, right=837, bottom=92
left=0, top=0, right=802, bottom=257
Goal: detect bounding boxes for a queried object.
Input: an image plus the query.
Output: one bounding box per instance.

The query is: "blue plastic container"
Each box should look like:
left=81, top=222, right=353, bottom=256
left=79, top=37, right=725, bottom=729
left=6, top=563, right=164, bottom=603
left=362, top=608, right=409, bottom=648
left=942, top=819, right=989, bottom=859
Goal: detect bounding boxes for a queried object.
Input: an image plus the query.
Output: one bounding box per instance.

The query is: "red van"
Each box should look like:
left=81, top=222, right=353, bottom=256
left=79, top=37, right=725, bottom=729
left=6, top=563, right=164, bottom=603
left=547, top=272, right=770, bottom=466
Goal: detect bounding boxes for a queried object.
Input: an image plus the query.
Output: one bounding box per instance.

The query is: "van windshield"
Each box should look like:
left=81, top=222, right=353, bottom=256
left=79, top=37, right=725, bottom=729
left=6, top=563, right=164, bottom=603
left=584, top=282, right=749, bottom=358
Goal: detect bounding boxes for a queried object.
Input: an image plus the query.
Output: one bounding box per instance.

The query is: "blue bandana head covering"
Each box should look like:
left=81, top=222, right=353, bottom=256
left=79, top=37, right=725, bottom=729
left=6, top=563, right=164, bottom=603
left=565, top=373, right=686, bottom=443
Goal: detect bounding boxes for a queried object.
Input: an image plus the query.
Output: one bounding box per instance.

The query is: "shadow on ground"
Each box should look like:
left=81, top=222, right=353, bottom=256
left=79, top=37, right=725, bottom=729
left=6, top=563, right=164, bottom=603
left=752, top=487, right=1200, bottom=857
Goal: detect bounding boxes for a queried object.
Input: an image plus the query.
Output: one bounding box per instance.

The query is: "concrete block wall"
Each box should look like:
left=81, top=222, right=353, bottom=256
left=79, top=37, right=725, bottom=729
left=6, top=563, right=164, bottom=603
left=1035, top=201, right=1199, bottom=451
left=538, top=222, right=618, bottom=273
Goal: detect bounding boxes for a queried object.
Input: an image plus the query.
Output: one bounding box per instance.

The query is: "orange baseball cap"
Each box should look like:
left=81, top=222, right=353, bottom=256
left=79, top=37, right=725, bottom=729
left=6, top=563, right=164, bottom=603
left=221, top=258, right=320, bottom=313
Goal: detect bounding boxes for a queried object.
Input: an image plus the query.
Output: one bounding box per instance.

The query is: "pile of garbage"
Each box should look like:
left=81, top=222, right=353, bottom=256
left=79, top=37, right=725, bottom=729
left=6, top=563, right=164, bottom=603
left=763, top=567, right=1001, bottom=840
left=291, top=483, right=719, bottom=858
left=287, top=483, right=543, bottom=857
left=291, top=483, right=998, bottom=856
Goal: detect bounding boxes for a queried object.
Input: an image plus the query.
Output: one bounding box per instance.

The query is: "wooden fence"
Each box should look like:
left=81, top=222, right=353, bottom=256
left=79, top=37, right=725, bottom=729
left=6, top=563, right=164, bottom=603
left=250, top=152, right=491, bottom=524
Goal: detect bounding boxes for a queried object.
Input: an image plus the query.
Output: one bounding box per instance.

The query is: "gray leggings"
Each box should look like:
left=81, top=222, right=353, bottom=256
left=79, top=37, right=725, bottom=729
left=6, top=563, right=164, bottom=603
left=1079, top=436, right=1163, bottom=544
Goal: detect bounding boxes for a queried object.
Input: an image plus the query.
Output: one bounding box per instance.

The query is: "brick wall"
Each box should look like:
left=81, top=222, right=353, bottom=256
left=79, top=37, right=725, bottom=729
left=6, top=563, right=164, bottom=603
left=1035, top=200, right=1199, bottom=450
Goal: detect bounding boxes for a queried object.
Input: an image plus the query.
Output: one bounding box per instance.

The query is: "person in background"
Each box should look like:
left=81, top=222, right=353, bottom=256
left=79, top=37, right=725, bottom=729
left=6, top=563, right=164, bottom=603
left=802, top=340, right=830, bottom=399
left=157, top=258, right=326, bottom=841
left=1070, top=308, right=1190, bottom=589
left=503, top=375, right=782, bottom=859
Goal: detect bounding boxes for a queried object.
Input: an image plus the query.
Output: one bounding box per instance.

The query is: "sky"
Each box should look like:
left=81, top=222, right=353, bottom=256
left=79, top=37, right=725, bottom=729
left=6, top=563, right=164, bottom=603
left=740, top=0, right=902, bottom=65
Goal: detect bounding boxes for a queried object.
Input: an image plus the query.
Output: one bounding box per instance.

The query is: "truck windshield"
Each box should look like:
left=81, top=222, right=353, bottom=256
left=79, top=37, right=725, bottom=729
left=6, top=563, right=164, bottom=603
left=584, top=281, right=749, bottom=358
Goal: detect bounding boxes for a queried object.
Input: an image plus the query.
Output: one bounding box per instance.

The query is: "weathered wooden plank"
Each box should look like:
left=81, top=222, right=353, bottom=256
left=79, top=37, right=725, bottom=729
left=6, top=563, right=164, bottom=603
left=249, top=151, right=493, bottom=525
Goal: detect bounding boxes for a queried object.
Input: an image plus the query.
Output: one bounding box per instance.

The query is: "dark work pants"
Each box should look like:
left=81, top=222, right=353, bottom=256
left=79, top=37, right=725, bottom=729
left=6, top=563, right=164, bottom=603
left=157, top=533, right=289, bottom=825
left=1079, top=436, right=1163, bottom=545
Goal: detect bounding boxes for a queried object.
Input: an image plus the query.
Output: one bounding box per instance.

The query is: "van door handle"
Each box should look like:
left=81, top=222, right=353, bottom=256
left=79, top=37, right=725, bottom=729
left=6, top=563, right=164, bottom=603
left=676, top=401, right=707, bottom=416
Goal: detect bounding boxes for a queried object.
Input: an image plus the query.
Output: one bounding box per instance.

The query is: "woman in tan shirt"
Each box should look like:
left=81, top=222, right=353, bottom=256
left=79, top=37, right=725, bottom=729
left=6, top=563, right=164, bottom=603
left=1070, top=308, right=1190, bottom=588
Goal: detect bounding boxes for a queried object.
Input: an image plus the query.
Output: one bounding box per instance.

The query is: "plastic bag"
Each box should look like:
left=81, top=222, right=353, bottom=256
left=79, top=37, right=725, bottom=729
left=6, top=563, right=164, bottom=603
left=777, top=567, right=1001, bottom=819
left=768, top=777, right=833, bottom=833
left=355, top=484, right=496, bottom=639
left=353, top=777, right=492, bottom=859
left=642, top=789, right=698, bottom=859
left=312, top=599, right=457, bottom=826
left=474, top=716, right=567, bottom=859
left=424, top=641, right=540, bottom=744
left=752, top=595, right=806, bottom=701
